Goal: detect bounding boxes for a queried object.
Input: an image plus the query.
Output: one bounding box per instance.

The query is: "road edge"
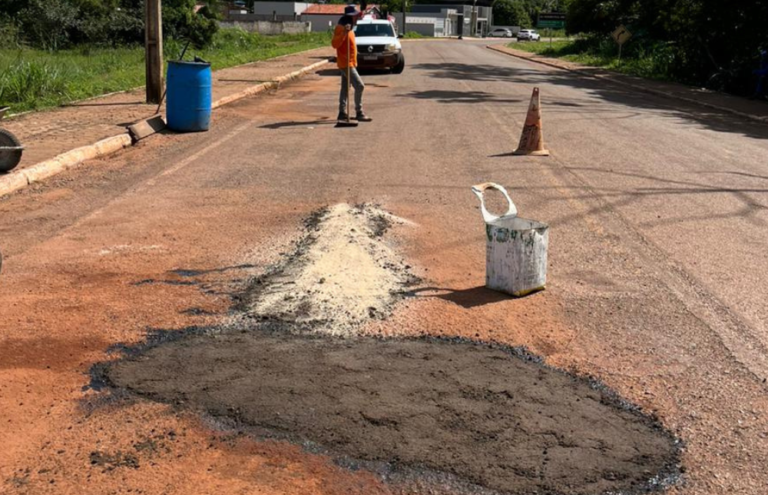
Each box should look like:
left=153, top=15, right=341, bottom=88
left=0, top=58, right=329, bottom=199
left=486, top=44, right=768, bottom=124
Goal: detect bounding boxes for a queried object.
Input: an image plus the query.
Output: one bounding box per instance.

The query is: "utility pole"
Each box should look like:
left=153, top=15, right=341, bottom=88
left=145, top=0, right=163, bottom=104
left=402, top=0, right=407, bottom=37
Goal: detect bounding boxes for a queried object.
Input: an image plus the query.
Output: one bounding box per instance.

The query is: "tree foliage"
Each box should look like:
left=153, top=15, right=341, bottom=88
left=0, top=0, right=220, bottom=50
left=562, top=0, right=768, bottom=95
left=493, top=0, right=532, bottom=27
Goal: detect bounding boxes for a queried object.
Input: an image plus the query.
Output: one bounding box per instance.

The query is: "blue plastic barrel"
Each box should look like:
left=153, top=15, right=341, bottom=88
left=166, top=60, right=212, bottom=132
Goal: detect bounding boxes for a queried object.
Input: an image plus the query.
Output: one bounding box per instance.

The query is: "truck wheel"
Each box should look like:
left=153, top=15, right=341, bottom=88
left=392, top=56, right=405, bottom=74
left=0, top=128, right=22, bottom=173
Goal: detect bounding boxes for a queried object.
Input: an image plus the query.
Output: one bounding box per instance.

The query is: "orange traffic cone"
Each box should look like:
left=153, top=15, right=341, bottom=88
left=513, top=87, right=549, bottom=156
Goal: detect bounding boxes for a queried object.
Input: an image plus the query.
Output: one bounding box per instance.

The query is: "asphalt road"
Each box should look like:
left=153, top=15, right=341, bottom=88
left=1, top=40, right=768, bottom=494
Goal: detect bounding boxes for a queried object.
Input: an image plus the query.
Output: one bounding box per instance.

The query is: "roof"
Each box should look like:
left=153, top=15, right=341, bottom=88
left=302, top=4, right=378, bottom=15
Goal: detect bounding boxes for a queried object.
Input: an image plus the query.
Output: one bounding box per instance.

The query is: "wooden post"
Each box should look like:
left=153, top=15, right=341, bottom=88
left=145, top=0, right=163, bottom=104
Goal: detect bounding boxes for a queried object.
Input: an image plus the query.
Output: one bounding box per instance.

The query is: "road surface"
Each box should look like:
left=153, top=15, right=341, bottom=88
left=1, top=40, right=767, bottom=494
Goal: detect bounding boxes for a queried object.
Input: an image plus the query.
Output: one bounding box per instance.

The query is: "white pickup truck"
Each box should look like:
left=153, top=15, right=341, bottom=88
left=354, top=18, right=405, bottom=74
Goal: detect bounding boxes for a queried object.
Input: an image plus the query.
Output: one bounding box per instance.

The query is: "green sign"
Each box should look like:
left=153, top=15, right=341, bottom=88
left=538, top=20, right=564, bottom=29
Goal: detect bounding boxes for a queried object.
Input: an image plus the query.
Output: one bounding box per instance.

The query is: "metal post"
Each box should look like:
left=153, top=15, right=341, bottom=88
left=145, top=0, right=163, bottom=104
left=402, top=0, right=407, bottom=37
left=471, top=0, right=477, bottom=37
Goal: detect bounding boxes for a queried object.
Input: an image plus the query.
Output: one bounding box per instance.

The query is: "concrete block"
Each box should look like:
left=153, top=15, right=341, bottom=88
left=128, top=115, right=167, bottom=142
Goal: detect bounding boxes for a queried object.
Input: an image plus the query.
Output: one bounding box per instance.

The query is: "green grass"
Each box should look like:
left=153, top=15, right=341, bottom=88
left=0, top=29, right=331, bottom=114
left=509, top=37, right=678, bottom=82
left=531, top=28, right=567, bottom=38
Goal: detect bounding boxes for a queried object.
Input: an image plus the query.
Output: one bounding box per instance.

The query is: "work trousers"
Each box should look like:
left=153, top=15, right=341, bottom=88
left=339, top=67, right=365, bottom=115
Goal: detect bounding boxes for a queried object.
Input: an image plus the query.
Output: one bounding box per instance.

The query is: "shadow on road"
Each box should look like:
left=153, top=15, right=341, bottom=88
left=218, top=79, right=272, bottom=84
left=515, top=171, right=768, bottom=230
left=65, top=101, right=145, bottom=107
left=412, top=62, right=768, bottom=140
left=406, top=286, right=521, bottom=308
left=317, top=68, right=392, bottom=77
left=260, top=119, right=335, bottom=129
left=397, top=90, right=522, bottom=104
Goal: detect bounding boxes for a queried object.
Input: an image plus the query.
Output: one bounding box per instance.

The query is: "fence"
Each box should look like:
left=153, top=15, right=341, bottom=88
left=218, top=20, right=311, bottom=35
left=224, top=13, right=300, bottom=22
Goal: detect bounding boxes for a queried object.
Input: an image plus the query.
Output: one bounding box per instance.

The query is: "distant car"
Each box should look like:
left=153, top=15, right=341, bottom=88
left=517, top=29, right=541, bottom=41
left=354, top=18, right=405, bottom=74
left=489, top=28, right=513, bottom=38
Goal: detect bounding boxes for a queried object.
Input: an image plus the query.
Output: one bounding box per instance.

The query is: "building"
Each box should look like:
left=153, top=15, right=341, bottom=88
left=250, top=2, right=312, bottom=21
left=391, top=8, right=454, bottom=37
left=229, top=1, right=492, bottom=38
left=301, top=4, right=382, bottom=33
left=408, top=2, right=493, bottom=37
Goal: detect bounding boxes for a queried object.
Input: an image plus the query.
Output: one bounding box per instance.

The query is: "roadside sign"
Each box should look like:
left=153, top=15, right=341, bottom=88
left=538, top=20, right=564, bottom=29
left=537, top=12, right=565, bottom=30
left=611, top=25, right=632, bottom=45
left=611, top=25, right=632, bottom=63
left=539, top=12, right=566, bottom=21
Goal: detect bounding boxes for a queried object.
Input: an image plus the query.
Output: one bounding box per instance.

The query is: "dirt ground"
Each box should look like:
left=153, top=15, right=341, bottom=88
left=2, top=40, right=768, bottom=495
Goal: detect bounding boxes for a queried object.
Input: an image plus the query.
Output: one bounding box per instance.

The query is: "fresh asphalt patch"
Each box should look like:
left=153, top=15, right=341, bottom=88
left=95, top=205, right=682, bottom=495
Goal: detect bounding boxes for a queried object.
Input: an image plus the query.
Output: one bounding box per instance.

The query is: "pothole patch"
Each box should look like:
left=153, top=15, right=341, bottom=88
left=98, top=205, right=681, bottom=494
left=104, top=332, right=680, bottom=495
left=243, top=203, right=417, bottom=336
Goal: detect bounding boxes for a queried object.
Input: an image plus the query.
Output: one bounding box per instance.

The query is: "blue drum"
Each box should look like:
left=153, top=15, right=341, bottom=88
left=166, top=60, right=212, bottom=132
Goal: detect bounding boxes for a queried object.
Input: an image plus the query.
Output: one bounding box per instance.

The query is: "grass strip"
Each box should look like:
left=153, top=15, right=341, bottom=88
left=0, top=29, right=331, bottom=114
left=509, top=39, right=679, bottom=82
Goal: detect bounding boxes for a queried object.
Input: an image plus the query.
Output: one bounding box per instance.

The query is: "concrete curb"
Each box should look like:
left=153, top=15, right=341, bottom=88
left=0, top=134, right=132, bottom=197
left=486, top=45, right=768, bottom=124
left=212, top=58, right=329, bottom=109
left=0, top=57, right=330, bottom=198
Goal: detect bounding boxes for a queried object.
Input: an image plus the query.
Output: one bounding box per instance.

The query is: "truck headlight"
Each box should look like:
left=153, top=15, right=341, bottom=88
left=386, top=43, right=400, bottom=52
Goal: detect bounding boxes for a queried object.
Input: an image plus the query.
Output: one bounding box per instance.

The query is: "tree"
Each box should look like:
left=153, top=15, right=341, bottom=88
left=163, top=0, right=220, bottom=48
left=493, top=0, right=532, bottom=27
left=562, top=0, right=768, bottom=95
left=18, top=0, right=79, bottom=50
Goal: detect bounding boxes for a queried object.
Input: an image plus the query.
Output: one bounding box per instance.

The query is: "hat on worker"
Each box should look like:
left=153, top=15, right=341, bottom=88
left=344, top=4, right=360, bottom=16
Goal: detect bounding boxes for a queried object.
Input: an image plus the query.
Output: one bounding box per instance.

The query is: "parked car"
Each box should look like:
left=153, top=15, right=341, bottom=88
left=354, top=18, right=405, bottom=74
left=517, top=29, right=541, bottom=41
left=489, top=28, right=513, bottom=38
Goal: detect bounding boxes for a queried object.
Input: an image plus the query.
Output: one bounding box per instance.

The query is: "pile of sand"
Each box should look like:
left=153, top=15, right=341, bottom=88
left=246, top=204, right=415, bottom=336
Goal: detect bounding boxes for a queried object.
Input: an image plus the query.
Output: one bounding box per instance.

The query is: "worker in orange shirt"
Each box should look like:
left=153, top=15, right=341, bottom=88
left=332, top=5, right=372, bottom=122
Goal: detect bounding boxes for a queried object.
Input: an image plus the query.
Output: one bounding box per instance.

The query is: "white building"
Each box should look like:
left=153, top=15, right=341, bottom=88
left=393, top=10, right=456, bottom=37
left=301, top=4, right=382, bottom=33
left=406, top=2, right=493, bottom=37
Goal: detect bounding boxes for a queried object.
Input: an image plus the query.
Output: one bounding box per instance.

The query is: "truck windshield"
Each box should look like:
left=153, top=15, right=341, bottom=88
left=355, top=24, right=395, bottom=37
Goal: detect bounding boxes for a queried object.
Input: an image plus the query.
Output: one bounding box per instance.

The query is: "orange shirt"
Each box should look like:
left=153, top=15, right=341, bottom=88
left=332, top=24, right=357, bottom=69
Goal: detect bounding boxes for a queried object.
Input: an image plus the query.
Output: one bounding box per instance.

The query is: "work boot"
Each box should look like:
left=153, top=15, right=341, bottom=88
left=355, top=112, right=373, bottom=122
left=337, top=112, right=349, bottom=122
